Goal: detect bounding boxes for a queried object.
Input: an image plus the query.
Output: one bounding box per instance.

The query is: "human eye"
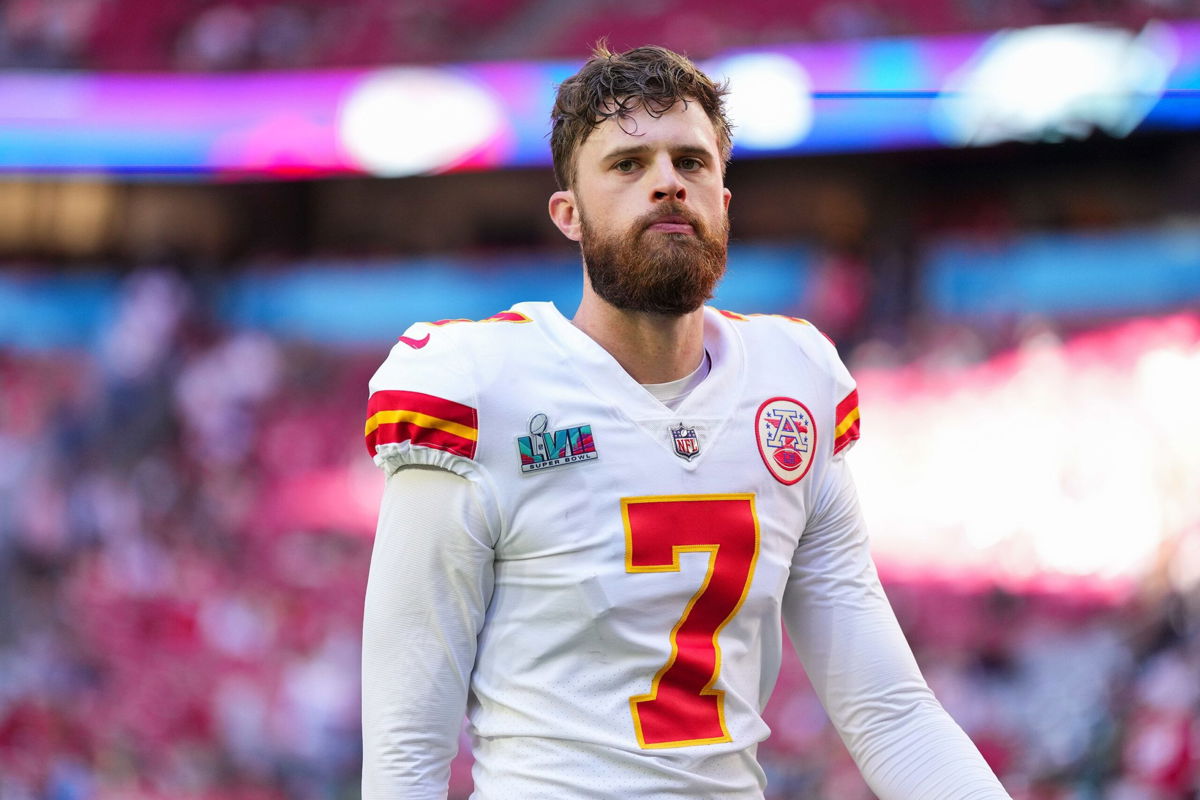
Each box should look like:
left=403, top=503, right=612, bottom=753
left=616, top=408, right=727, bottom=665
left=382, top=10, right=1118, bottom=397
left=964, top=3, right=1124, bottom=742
left=678, top=156, right=704, bottom=171
left=613, top=159, right=638, bottom=173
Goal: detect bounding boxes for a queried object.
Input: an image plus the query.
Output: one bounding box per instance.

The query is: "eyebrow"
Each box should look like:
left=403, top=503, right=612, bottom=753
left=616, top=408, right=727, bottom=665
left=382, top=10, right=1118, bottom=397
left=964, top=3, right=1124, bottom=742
left=600, top=143, right=716, bottom=162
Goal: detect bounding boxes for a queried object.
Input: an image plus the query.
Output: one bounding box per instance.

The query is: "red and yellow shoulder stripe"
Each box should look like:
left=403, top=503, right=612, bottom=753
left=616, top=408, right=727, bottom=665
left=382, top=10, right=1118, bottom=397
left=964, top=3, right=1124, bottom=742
left=716, top=309, right=841, bottom=347
left=426, top=310, right=532, bottom=326
left=833, top=389, right=860, bottom=455
left=365, top=390, right=478, bottom=459
left=715, top=309, right=812, bottom=326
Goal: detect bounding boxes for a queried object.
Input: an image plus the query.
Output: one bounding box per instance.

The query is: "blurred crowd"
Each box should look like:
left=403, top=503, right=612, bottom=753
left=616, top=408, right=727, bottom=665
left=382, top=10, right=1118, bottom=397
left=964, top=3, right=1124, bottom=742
left=762, top=583, right=1200, bottom=799
left=1, top=0, right=1197, bottom=794
left=0, top=271, right=374, bottom=800
left=0, top=0, right=1195, bottom=71
left=0, top=268, right=1197, bottom=799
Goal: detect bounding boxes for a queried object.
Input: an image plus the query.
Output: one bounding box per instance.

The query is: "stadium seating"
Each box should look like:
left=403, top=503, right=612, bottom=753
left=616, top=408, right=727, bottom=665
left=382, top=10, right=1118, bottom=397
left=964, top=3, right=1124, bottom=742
left=1, top=272, right=1195, bottom=796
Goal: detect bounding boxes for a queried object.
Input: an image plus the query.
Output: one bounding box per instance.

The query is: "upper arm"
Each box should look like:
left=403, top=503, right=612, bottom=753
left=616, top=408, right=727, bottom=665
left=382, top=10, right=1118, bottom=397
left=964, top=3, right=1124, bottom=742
left=783, top=457, right=928, bottom=717
left=782, top=448, right=1011, bottom=799
left=365, top=323, right=483, bottom=479
left=361, top=465, right=496, bottom=797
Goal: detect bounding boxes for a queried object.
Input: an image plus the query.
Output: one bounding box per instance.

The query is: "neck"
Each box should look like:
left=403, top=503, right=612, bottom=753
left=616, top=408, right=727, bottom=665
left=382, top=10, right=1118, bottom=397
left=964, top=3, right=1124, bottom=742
left=572, top=282, right=706, bottom=384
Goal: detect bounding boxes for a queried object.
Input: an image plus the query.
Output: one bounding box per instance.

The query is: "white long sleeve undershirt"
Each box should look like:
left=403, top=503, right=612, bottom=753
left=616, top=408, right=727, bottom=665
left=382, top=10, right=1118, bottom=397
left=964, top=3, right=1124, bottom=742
left=361, top=466, right=495, bottom=800
left=361, top=463, right=1011, bottom=799
left=784, top=458, right=1009, bottom=799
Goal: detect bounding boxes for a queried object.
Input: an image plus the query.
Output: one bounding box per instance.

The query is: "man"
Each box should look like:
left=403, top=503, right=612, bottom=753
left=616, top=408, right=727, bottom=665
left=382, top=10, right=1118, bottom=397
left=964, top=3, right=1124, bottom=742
left=361, top=44, right=1011, bottom=799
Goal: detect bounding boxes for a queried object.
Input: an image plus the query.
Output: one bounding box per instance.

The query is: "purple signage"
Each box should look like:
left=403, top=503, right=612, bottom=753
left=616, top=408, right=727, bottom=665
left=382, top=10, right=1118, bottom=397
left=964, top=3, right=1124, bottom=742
left=0, top=21, right=1197, bottom=176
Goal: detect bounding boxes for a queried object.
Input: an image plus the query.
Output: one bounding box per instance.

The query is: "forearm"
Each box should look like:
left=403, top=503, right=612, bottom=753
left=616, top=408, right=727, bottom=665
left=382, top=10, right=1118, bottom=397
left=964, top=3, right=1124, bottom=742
left=785, top=459, right=1010, bottom=800
left=361, top=466, right=495, bottom=799
left=795, top=598, right=1008, bottom=798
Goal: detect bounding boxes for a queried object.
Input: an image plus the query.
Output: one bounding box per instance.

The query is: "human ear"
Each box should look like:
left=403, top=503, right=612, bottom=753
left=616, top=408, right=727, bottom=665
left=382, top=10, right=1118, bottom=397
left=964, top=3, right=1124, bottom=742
left=548, top=190, right=582, bottom=242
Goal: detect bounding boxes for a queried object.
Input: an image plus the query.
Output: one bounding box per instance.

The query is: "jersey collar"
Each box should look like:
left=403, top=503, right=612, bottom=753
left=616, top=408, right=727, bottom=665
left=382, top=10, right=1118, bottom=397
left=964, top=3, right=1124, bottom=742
left=514, top=301, right=746, bottom=461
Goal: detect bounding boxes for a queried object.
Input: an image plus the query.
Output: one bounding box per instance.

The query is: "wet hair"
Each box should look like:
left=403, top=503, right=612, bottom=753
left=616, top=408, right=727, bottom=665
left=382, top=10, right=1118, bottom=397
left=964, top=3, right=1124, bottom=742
left=549, top=43, right=733, bottom=190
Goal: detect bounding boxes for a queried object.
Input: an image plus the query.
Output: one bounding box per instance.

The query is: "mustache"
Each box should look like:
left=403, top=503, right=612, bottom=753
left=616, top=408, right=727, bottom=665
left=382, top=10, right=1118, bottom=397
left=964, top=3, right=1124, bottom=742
left=636, top=203, right=705, bottom=233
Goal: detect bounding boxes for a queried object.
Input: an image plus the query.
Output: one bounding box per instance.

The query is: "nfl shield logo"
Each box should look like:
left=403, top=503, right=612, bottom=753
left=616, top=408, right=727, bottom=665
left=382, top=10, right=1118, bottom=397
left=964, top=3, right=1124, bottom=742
left=671, top=423, right=700, bottom=461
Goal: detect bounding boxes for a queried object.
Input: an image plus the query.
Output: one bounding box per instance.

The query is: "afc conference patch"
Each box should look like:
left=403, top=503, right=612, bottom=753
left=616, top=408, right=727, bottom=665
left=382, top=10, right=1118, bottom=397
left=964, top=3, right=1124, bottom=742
left=755, top=397, right=815, bottom=485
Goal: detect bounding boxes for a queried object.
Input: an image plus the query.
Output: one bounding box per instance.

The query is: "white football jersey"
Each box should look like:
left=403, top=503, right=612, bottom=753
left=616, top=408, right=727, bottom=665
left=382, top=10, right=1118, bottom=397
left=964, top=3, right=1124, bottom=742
left=364, top=301, right=863, bottom=798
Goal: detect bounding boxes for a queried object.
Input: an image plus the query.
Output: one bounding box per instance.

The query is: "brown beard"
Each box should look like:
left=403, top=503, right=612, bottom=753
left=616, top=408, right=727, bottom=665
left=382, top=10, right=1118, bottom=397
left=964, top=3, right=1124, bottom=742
left=580, top=202, right=729, bottom=316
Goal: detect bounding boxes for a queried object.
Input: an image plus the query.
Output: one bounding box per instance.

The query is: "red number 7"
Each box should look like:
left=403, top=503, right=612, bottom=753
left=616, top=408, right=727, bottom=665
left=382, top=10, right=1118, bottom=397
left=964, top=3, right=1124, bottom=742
left=622, top=494, right=760, bottom=749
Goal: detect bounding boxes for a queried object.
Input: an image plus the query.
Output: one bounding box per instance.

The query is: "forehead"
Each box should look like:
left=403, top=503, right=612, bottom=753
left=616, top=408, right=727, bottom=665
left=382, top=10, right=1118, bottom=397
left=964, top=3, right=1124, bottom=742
left=577, top=99, right=721, bottom=161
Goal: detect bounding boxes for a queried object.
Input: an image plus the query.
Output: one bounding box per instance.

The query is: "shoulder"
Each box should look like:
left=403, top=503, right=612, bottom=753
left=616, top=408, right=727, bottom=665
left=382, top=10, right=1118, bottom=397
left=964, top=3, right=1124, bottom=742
left=365, top=307, right=537, bottom=475
left=713, top=308, right=860, bottom=455
left=369, top=307, right=536, bottom=398
left=710, top=307, right=840, bottom=369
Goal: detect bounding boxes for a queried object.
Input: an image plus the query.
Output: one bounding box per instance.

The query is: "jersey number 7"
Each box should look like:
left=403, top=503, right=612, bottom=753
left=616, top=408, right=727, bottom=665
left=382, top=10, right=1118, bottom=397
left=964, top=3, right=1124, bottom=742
left=622, top=494, right=761, bottom=749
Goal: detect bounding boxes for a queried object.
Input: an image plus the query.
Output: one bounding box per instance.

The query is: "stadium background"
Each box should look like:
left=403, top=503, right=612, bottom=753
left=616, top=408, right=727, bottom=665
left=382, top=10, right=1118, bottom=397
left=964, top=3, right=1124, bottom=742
left=1, top=1, right=1199, bottom=798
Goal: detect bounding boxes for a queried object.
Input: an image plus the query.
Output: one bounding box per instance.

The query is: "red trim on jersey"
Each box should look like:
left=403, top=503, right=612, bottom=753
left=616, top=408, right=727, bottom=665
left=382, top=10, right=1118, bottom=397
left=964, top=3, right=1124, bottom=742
left=833, top=389, right=860, bottom=455
left=369, top=390, right=475, bottom=429
left=368, top=418, right=476, bottom=459
left=484, top=310, right=532, bottom=323
left=833, top=418, right=860, bottom=455
left=835, top=389, right=858, bottom=421
left=365, top=390, right=478, bottom=459
left=424, top=309, right=531, bottom=327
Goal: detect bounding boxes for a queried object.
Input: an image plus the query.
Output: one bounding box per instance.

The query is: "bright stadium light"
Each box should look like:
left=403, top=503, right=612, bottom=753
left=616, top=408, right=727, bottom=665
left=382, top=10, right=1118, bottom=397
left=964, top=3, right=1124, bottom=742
left=933, top=22, right=1178, bottom=147
left=852, top=318, right=1200, bottom=589
left=708, top=53, right=814, bottom=150
left=337, top=67, right=505, bottom=177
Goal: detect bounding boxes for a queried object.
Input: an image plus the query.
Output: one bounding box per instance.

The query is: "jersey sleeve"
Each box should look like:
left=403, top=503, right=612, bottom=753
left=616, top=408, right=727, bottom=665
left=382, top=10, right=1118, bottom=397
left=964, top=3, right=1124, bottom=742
left=758, top=315, right=860, bottom=458
left=361, top=465, right=496, bottom=799
left=365, top=323, right=480, bottom=478
left=832, top=378, right=860, bottom=457
left=804, top=324, right=861, bottom=457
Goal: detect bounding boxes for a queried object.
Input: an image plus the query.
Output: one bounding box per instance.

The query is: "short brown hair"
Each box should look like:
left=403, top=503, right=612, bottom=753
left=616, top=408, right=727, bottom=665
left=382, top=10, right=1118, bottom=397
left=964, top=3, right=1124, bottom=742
left=549, top=43, right=733, bottom=190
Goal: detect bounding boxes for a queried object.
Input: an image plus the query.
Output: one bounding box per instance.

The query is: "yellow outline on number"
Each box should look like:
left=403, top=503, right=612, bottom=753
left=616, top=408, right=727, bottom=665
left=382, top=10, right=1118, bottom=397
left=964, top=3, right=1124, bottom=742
left=621, top=493, right=761, bottom=749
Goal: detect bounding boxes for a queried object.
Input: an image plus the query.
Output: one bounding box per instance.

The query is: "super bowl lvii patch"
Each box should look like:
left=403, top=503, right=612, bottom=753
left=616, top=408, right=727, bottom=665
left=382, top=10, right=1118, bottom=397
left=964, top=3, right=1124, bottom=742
left=517, top=412, right=598, bottom=473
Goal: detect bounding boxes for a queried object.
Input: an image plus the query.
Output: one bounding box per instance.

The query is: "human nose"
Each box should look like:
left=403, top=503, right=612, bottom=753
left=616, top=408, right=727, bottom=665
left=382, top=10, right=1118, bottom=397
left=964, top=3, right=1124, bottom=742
left=650, top=156, right=686, bottom=202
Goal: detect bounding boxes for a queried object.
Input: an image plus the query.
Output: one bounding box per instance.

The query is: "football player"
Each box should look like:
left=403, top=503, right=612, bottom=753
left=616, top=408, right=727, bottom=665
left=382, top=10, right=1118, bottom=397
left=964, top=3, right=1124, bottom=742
left=361, top=44, right=1011, bottom=799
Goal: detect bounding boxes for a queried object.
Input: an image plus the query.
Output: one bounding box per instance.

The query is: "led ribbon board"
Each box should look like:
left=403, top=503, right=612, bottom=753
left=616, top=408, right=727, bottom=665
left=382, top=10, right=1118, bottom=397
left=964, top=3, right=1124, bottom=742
left=0, top=21, right=1196, bottom=176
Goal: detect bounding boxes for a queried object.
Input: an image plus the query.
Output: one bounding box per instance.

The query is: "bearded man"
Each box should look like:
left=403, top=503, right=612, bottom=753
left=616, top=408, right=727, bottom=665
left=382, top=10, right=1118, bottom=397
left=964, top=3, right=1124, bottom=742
left=361, top=44, right=1012, bottom=800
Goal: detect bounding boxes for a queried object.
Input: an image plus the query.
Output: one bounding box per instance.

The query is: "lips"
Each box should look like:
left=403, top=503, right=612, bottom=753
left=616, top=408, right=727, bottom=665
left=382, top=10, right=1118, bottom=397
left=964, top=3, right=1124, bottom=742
left=645, top=214, right=695, bottom=234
